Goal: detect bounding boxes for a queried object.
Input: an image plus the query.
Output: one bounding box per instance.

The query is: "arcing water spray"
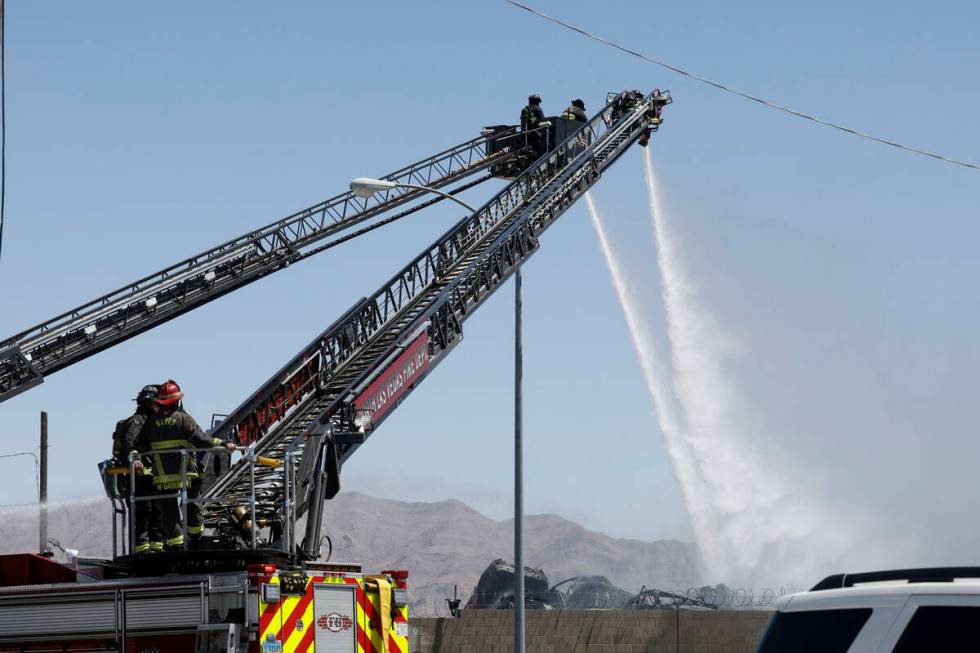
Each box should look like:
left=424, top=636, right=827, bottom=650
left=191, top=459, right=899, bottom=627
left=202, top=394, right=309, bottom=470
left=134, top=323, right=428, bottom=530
left=642, top=149, right=870, bottom=584
left=584, top=192, right=714, bottom=576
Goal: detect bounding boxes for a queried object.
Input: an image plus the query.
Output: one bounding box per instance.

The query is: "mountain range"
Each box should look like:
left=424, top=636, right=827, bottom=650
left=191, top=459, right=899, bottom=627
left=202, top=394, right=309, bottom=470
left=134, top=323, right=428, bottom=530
left=0, top=492, right=699, bottom=614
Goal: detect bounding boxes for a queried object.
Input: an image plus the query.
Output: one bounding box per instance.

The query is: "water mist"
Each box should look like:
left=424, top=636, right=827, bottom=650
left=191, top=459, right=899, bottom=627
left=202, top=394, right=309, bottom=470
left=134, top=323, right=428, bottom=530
left=585, top=192, right=713, bottom=575
left=641, top=149, right=869, bottom=585
left=586, top=155, right=878, bottom=586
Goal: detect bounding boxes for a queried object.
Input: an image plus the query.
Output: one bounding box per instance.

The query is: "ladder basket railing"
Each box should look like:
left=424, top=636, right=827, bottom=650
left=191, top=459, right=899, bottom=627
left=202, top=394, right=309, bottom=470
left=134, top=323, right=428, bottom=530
left=100, top=445, right=292, bottom=557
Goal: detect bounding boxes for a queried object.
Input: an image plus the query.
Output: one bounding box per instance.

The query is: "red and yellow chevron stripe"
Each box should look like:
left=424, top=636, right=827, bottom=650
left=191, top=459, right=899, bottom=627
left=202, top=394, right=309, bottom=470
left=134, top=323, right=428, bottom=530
left=258, top=572, right=408, bottom=653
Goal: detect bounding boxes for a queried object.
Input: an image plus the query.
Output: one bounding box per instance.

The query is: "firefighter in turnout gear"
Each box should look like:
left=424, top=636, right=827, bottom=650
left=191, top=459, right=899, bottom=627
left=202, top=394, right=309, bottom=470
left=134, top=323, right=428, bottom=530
left=132, top=380, right=236, bottom=549
left=562, top=98, right=587, bottom=123
left=520, top=93, right=546, bottom=157
left=112, top=384, right=161, bottom=554
left=171, top=394, right=211, bottom=544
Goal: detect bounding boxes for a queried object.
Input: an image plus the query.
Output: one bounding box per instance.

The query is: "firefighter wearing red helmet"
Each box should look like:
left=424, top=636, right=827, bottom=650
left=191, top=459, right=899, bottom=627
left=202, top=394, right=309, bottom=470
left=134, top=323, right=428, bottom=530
left=132, top=379, right=236, bottom=550
left=112, top=384, right=162, bottom=553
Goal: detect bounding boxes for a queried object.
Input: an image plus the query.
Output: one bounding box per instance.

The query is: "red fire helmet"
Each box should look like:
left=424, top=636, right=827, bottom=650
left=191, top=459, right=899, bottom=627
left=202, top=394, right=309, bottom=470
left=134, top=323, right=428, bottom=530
left=154, top=379, right=184, bottom=406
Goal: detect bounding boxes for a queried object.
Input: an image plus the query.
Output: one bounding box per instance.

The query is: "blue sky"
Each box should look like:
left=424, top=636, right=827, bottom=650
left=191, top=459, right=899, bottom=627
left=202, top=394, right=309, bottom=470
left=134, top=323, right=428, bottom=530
left=1, top=1, right=979, bottom=578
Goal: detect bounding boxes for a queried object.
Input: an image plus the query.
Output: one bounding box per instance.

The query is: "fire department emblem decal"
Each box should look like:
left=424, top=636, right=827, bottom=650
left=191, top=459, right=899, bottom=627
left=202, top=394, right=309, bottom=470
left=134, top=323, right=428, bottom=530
left=319, top=612, right=353, bottom=632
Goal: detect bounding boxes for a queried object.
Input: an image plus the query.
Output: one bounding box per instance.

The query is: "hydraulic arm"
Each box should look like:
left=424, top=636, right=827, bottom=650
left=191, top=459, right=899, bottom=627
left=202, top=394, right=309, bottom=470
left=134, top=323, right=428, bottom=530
left=201, top=89, right=671, bottom=558
left=0, top=133, right=521, bottom=403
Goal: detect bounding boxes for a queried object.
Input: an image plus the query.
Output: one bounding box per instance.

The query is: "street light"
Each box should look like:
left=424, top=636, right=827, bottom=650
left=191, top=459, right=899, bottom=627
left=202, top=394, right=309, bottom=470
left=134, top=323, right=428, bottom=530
left=514, top=265, right=525, bottom=653
left=349, top=177, right=476, bottom=213
left=350, top=171, right=528, bottom=653
left=354, top=173, right=525, bottom=653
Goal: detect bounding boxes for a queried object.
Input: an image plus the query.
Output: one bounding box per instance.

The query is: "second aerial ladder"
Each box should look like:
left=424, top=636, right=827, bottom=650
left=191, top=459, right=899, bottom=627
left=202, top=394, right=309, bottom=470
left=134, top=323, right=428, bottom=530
left=198, top=89, right=671, bottom=560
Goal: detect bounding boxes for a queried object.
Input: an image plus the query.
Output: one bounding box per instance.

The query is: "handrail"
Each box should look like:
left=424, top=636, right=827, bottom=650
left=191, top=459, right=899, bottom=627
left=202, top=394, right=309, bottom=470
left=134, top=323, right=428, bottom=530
left=108, top=445, right=279, bottom=555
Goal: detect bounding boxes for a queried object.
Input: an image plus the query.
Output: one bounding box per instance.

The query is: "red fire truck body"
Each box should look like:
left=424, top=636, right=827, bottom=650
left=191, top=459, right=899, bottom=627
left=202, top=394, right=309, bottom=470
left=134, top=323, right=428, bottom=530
left=0, top=554, right=407, bottom=653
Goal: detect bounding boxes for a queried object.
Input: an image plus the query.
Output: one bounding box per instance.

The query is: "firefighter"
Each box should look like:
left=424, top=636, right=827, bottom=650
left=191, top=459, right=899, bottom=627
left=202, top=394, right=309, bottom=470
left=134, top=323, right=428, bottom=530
left=562, top=98, right=587, bottom=123
left=113, top=384, right=161, bottom=554
left=520, top=93, right=546, bottom=157
left=166, top=393, right=211, bottom=545
left=132, top=380, right=236, bottom=550
left=179, top=398, right=210, bottom=546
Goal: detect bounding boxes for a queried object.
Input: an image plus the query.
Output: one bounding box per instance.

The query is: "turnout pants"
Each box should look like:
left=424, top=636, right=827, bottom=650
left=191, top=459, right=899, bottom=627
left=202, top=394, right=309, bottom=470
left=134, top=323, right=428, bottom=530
left=526, top=131, right=543, bottom=158
left=187, top=478, right=203, bottom=540
left=133, top=474, right=162, bottom=553
left=152, top=489, right=185, bottom=549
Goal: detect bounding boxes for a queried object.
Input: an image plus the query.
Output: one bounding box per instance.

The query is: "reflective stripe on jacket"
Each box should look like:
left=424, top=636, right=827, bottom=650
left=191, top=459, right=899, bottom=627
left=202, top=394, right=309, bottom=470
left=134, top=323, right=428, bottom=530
left=521, top=104, right=544, bottom=130
left=561, top=106, right=587, bottom=122
left=133, top=411, right=222, bottom=489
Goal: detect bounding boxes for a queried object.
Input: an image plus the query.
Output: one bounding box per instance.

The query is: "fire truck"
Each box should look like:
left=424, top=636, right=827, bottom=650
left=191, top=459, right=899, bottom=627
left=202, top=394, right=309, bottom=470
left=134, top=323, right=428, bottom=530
left=0, top=554, right=407, bottom=653
left=0, top=89, right=670, bottom=652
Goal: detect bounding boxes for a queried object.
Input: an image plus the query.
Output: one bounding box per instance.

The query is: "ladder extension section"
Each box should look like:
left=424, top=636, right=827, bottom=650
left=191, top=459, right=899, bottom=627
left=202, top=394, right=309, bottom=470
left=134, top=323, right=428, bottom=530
left=203, top=90, right=671, bottom=555
left=0, top=133, right=519, bottom=403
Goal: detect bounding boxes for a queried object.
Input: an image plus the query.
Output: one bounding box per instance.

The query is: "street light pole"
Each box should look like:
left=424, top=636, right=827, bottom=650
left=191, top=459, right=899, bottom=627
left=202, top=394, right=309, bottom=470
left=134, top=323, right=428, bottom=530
left=514, top=268, right=525, bottom=653
left=349, top=178, right=476, bottom=213
left=350, top=174, right=526, bottom=650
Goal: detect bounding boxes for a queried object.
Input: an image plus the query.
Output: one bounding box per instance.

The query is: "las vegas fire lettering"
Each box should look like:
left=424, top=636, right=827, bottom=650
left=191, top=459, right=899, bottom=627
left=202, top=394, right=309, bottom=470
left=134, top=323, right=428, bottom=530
left=356, top=338, right=429, bottom=420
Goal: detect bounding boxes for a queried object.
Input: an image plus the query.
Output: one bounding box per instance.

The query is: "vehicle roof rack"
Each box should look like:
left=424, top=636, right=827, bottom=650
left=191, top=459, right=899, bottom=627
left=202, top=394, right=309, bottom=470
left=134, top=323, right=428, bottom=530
left=811, top=567, right=980, bottom=591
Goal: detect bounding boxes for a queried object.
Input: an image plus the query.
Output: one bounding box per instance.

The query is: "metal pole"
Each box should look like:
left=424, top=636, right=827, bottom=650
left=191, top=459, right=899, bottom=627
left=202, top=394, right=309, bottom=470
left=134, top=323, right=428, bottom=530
left=291, top=457, right=298, bottom=560
left=180, top=451, right=189, bottom=551
left=39, top=412, right=48, bottom=555
left=396, top=183, right=476, bottom=213
left=128, top=454, right=136, bottom=556
left=513, top=269, right=525, bottom=653
left=248, top=448, right=257, bottom=551
left=111, top=504, right=117, bottom=559
left=283, top=451, right=291, bottom=556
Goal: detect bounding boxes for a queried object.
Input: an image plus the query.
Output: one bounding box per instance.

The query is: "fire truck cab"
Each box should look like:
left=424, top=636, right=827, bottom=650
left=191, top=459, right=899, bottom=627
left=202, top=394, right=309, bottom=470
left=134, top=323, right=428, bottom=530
left=0, top=553, right=408, bottom=653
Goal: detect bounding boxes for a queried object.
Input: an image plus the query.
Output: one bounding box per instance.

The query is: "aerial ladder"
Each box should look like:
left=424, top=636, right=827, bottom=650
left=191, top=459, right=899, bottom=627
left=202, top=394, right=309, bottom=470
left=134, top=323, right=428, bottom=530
left=0, top=89, right=670, bottom=653
left=0, top=132, right=526, bottom=402
left=191, top=89, right=672, bottom=563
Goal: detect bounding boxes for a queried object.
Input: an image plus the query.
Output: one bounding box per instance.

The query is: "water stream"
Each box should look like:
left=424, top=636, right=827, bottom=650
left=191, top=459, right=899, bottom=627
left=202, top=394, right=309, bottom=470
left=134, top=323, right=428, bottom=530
left=585, top=153, right=869, bottom=585
left=585, top=191, right=713, bottom=576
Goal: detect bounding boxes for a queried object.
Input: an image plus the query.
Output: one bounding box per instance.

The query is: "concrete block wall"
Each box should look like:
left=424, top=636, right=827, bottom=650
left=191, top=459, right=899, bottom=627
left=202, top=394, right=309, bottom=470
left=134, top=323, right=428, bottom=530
left=409, top=609, right=772, bottom=653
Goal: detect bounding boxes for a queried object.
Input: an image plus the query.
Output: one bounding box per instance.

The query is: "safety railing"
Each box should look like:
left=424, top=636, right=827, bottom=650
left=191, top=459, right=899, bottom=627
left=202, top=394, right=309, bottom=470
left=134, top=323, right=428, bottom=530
left=101, top=445, right=289, bottom=557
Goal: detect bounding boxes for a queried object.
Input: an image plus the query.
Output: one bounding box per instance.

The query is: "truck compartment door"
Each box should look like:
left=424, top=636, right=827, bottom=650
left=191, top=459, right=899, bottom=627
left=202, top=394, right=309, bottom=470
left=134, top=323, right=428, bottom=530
left=312, top=583, right=359, bottom=652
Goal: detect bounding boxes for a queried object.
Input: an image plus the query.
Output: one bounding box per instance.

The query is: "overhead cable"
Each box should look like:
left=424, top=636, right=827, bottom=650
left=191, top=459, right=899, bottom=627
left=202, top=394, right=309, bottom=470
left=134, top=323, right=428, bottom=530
left=504, top=0, right=980, bottom=172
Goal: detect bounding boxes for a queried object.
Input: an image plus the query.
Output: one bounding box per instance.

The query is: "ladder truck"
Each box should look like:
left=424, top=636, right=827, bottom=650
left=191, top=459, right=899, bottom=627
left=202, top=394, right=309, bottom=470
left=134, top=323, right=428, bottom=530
left=0, top=89, right=670, bottom=653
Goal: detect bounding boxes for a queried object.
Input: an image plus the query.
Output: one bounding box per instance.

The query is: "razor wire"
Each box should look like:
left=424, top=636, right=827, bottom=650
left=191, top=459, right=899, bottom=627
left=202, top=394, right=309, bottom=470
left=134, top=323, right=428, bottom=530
left=408, top=585, right=802, bottom=616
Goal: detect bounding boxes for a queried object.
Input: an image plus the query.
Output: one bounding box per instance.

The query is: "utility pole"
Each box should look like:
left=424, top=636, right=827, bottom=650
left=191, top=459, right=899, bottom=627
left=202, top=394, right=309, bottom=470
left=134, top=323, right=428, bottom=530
left=514, top=269, right=525, bottom=653
left=39, top=411, right=49, bottom=555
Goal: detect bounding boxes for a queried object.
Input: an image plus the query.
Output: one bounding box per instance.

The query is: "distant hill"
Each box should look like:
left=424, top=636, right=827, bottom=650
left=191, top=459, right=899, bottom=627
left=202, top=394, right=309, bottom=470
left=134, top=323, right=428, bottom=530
left=0, top=492, right=699, bottom=614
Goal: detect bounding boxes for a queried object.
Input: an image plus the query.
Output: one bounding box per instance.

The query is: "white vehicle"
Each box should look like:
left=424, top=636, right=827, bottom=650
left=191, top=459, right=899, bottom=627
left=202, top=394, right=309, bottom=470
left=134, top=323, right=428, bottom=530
left=756, top=568, right=980, bottom=652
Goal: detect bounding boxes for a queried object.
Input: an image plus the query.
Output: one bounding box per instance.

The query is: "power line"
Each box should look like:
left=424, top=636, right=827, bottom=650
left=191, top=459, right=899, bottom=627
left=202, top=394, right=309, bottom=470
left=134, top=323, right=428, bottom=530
left=504, top=0, right=980, bottom=172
